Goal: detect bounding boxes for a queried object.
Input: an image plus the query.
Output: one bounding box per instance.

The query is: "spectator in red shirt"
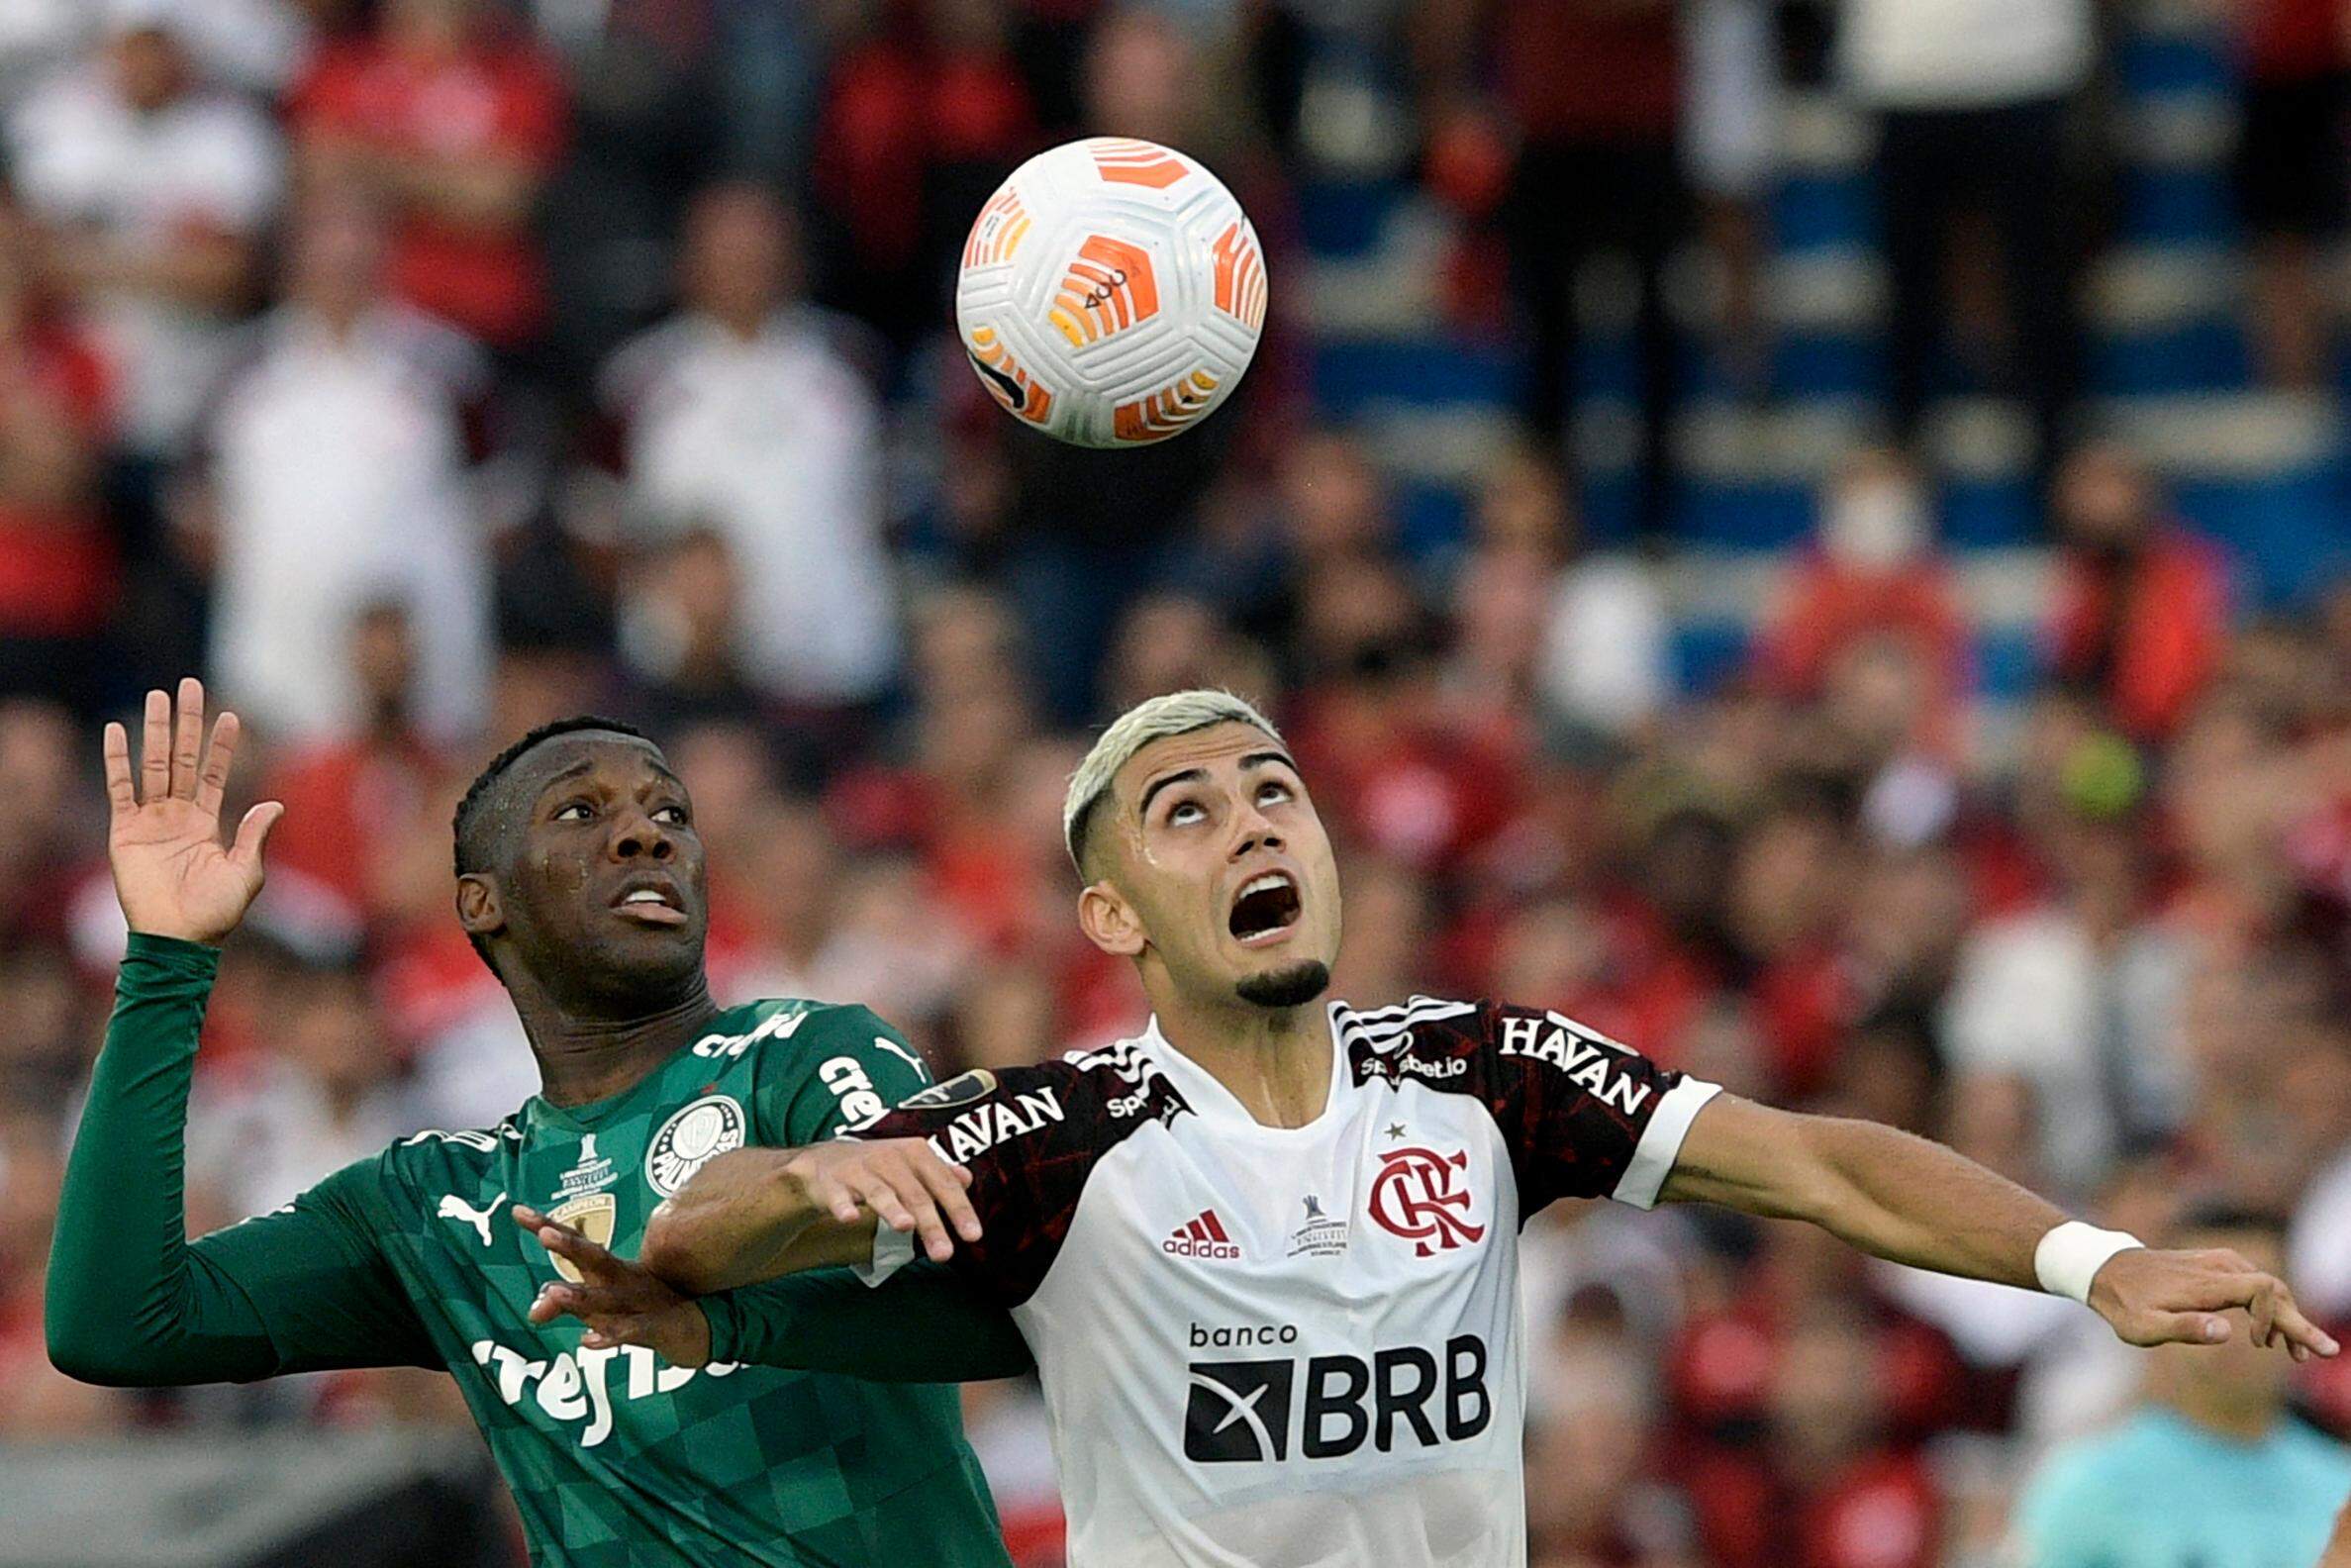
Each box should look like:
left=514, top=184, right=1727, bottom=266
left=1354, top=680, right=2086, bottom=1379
left=257, top=600, right=452, bottom=928
left=289, top=0, right=565, bottom=353
left=0, top=203, right=112, bottom=715
left=2048, top=441, right=2231, bottom=742
left=1755, top=448, right=1971, bottom=759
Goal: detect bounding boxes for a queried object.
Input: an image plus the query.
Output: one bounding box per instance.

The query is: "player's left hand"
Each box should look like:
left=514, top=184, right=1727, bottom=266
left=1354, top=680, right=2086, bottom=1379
left=2089, top=1246, right=2340, bottom=1361
left=516, top=1205, right=714, bottom=1368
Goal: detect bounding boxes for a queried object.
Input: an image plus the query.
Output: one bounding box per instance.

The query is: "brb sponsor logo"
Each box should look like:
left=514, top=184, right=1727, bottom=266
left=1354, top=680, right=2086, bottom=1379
left=1182, top=1335, right=1492, bottom=1463
left=1367, top=1145, right=1486, bottom=1258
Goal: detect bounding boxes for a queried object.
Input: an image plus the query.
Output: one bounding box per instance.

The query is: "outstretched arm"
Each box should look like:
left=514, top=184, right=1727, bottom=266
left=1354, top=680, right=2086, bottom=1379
left=49, top=683, right=428, bottom=1385
left=520, top=1209, right=1030, bottom=1382
left=1661, top=1095, right=2338, bottom=1360
left=637, top=1138, right=982, bottom=1296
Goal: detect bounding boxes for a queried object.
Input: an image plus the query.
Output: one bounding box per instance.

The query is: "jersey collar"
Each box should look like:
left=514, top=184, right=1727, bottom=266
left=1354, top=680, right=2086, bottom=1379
left=1134, top=1004, right=1349, bottom=1136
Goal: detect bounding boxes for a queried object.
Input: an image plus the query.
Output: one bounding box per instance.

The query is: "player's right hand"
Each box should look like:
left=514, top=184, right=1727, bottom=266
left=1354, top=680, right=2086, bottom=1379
left=518, top=1206, right=716, bottom=1368
left=773, top=1137, right=982, bottom=1264
left=104, top=679, right=283, bottom=945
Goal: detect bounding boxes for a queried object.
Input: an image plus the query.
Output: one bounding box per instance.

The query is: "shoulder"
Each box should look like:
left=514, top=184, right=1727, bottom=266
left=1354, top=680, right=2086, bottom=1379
left=2279, top=1421, right=2351, bottom=1487
left=698, top=997, right=902, bottom=1062
left=377, top=1121, right=523, bottom=1190
left=599, top=316, right=703, bottom=414
left=2016, top=1423, right=2143, bottom=1530
left=1337, top=994, right=1633, bottom=1076
left=862, top=1037, right=1189, bottom=1158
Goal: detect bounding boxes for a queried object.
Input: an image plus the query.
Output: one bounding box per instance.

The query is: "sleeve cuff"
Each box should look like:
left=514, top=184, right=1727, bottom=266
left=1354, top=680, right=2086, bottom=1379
left=696, top=1298, right=737, bottom=1365
left=1611, top=1077, right=1721, bottom=1210
left=854, top=1224, right=917, bottom=1289
left=123, top=931, right=224, bottom=973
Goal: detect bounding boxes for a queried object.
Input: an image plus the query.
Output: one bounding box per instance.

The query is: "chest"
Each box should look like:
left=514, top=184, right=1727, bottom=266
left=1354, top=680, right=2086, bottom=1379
left=1050, top=1084, right=1519, bottom=1335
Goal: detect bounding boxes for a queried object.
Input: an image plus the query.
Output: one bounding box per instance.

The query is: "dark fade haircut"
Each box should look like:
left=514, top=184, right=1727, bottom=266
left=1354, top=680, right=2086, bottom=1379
left=451, top=715, right=650, bottom=970
left=2168, top=1201, right=2290, bottom=1246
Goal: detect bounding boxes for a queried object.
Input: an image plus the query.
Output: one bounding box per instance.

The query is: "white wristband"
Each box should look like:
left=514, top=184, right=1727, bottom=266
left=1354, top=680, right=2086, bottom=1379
left=2034, top=1221, right=2144, bottom=1305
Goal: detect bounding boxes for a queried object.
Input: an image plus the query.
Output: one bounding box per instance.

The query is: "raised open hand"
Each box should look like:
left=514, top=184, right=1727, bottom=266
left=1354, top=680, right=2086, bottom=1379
left=104, top=678, right=283, bottom=945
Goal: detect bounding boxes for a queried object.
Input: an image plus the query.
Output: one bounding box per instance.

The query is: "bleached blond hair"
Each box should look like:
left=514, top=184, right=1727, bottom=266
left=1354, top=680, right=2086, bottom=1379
left=1063, top=690, right=1283, bottom=873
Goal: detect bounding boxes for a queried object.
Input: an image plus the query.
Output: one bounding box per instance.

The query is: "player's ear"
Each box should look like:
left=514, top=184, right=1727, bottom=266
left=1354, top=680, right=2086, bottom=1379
left=456, top=873, right=506, bottom=941
left=1078, top=879, right=1145, bottom=959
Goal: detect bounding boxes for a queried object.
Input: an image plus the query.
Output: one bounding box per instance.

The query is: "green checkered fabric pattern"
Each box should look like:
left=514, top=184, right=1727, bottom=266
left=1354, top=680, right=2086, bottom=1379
left=249, top=1000, right=1009, bottom=1568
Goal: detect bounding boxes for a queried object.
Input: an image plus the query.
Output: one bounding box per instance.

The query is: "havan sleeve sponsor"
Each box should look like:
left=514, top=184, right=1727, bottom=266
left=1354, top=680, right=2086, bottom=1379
left=848, top=1049, right=1188, bottom=1307
left=1347, top=997, right=1718, bottom=1217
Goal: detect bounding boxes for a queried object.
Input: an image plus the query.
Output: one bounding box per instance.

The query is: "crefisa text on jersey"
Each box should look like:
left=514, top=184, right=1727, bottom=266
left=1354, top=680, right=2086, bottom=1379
left=924, top=1084, right=1067, bottom=1165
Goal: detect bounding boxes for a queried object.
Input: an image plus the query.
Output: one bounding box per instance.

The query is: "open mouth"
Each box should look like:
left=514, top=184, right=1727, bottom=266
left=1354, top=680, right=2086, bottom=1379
left=612, top=881, right=688, bottom=928
left=1227, top=871, right=1302, bottom=947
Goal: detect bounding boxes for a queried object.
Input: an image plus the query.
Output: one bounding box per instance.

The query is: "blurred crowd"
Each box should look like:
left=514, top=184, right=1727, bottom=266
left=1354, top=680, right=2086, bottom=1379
left=3, top=0, right=2351, bottom=1565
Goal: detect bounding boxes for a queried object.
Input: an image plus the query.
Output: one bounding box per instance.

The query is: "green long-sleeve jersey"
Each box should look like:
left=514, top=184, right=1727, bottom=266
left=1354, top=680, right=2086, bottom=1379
left=48, top=934, right=1033, bottom=1568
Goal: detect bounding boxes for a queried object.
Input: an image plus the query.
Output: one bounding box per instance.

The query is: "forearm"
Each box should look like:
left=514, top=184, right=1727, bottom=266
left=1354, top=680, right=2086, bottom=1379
left=1671, top=1107, right=2066, bottom=1289
left=700, top=1264, right=1032, bottom=1382
left=47, top=935, right=281, bottom=1385
left=642, top=1148, right=876, bottom=1294
left=1807, top=1118, right=2067, bottom=1286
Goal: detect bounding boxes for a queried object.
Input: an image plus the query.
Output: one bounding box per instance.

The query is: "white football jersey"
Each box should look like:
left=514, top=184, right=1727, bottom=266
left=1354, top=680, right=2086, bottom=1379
left=857, top=996, right=1720, bottom=1568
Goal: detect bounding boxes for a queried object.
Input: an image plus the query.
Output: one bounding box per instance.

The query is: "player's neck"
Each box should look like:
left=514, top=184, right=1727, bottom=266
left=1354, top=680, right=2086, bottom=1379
left=509, top=975, right=724, bottom=1109
left=1150, top=988, right=1330, bottom=1129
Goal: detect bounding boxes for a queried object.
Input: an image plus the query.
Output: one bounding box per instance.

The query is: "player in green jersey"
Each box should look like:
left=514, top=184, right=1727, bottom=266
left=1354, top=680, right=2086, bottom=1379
left=47, top=679, right=1031, bottom=1567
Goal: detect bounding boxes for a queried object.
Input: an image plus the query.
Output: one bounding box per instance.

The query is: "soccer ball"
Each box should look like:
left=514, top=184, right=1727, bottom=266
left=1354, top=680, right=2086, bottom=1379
left=954, top=137, right=1268, bottom=447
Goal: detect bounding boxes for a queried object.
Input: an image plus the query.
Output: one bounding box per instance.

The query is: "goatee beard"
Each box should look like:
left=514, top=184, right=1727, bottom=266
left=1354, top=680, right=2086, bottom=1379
left=1235, top=960, right=1331, bottom=1010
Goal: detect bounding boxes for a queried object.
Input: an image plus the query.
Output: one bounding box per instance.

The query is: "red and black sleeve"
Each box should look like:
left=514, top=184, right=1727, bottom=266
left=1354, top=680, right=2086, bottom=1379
left=850, top=1049, right=1188, bottom=1308
left=1344, top=998, right=1718, bottom=1217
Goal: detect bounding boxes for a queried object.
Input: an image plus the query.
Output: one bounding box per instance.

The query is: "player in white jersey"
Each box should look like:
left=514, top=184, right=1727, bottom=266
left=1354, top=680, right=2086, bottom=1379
left=528, top=690, right=2338, bottom=1568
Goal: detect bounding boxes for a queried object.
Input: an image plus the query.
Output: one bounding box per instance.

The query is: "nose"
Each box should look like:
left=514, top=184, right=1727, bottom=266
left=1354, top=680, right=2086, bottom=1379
left=609, top=807, right=676, bottom=862
left=1231, top=801, right=1283, bottom=861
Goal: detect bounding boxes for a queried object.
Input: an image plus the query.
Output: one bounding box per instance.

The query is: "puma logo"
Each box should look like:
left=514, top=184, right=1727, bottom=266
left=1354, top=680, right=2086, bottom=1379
left=439, top=1191, right=507, bottom=1248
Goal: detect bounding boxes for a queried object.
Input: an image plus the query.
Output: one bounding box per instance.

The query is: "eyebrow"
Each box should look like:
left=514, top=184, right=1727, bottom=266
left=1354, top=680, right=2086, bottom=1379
left=1137, top=767, right=1205, bottom=821
left=534, top=754, right=685, bottom=801
left=1135, top=751, right=1300, bottom=822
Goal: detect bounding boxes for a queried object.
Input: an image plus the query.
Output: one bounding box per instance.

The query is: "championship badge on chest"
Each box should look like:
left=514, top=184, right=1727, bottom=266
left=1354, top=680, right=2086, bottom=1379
left=547, top=1133, right=619, bottom=1284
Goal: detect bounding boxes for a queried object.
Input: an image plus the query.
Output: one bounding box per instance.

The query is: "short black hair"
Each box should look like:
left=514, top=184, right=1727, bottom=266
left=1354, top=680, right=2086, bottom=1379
left=2170, top=1202, right=2290, bottom=1246
left=451, top=715, right=650, bottom=969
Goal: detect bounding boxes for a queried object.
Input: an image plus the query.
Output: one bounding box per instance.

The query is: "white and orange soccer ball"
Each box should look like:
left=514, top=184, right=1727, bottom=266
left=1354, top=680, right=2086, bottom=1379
left=954, top=137, right=1268, bottom=447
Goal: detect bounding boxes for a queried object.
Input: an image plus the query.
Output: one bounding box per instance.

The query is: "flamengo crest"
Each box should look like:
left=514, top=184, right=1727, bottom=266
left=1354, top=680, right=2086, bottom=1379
left=1367, top=1145, right=1486, bottom=1258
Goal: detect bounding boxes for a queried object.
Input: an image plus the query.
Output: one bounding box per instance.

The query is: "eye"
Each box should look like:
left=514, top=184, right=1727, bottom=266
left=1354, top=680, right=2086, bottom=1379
left=653, top=804, right=689, bottom=826
left=1168, top=801, right=1206, bottom=827
left=1257, top=781, right=1293, bottom=807
left=552, top=801, right=593, bottom=823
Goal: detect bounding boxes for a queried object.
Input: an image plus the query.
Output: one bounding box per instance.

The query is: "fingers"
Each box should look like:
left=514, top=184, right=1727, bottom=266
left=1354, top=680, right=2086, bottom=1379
left=921, top=1154, right=985, bottom=1246
left=2262, top=1283, right=2339, bottom=1361
left=798, top=1165, right=862, bottom=1225
left=2139, top=1310, right=2234, bottom=1347
left=195, top=709, right=241, bottom=820
left=849, top=1146, right=982, bottom=1263
left=102, top=722, right=134, bottom=822
left=535, top=1220, right=623, bottom=1283
left=229, top=801, right=283, bottom=873
left=169, top=677, right=204, bottom=801
left=140, top=688, right=169, bottom=805
left=510, top=1204, right=548, bottom=1233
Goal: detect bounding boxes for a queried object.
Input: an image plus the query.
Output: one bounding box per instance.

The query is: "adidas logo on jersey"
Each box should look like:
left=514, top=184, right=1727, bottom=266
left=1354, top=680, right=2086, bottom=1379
left=1164, top=1209, right=1241, bottom=1260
